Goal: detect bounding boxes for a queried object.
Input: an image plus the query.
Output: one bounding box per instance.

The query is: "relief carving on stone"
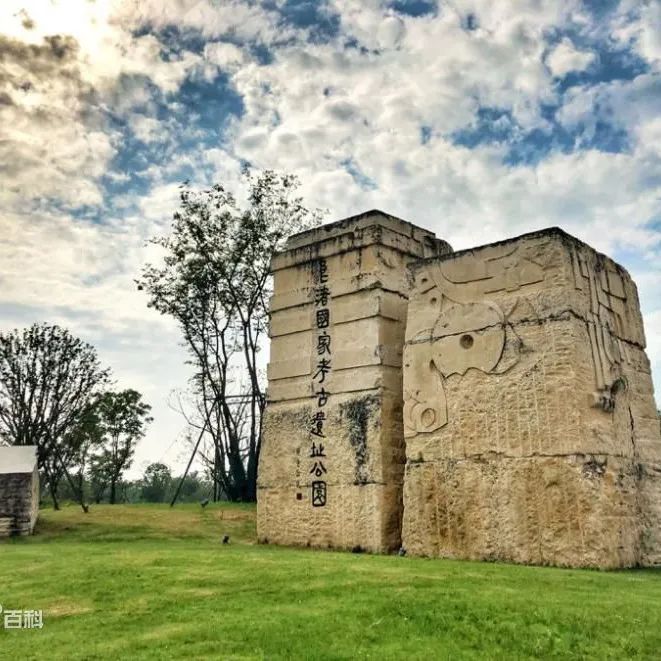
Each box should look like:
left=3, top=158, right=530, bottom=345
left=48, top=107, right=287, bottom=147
left=570, top=246, right=632, bottom=411
left=403, top=343, right=447, bottom=437
left=404, top=245, right=546, bottom=438
left=435, top=244, right=545, bottom=300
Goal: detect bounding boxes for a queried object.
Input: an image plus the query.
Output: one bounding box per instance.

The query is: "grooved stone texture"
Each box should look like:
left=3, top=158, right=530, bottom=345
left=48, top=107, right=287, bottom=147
left=0, top=446, right=39, bottom=537
left=257, top=213, right=661, bottom=568
left=402, top=229, right=661, bottom=568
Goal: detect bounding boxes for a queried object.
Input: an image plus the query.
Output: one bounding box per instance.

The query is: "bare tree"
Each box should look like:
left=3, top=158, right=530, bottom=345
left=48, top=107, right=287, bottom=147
left=171, top=389, right=251, bottom=502
left=138, top=169, right=322, bottom=501
left=0, top=323, right=110, bottom=510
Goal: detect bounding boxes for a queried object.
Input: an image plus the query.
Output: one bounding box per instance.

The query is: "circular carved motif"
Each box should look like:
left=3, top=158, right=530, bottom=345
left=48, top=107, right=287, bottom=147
left=421, top=407, right=436, bottom=427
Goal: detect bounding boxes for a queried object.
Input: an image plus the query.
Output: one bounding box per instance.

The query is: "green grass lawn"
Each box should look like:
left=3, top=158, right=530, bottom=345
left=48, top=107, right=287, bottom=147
left=1, top=504, right=661, bottom=660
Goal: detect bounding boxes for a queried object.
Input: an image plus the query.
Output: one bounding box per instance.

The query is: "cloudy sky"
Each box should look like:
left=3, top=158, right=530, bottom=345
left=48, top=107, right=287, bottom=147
left=1, top=0, right=660, bottom=477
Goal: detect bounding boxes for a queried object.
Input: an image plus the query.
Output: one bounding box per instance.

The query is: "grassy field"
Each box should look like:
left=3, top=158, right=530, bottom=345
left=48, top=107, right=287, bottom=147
left=1, top=505, right=661, bottom=660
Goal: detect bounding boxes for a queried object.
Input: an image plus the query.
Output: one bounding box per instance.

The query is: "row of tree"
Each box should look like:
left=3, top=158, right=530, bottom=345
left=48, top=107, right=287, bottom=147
left=50, top=463, right=210, bottom=505
left=1, top=168, right=321, bottom=504
left=0, top=323, right=152, bottom=509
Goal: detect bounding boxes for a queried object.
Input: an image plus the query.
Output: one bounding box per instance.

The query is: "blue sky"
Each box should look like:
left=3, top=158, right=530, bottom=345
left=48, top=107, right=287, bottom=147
left=1, top=0, right=660, bottom=475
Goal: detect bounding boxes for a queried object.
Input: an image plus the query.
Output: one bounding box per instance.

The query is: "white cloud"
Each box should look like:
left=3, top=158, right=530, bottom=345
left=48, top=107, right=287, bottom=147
left=636, top=1, right=661, bottom=67
left=557, top=73, right=661, bottom=150
left=377, top=15, right=406, bottom=49
left=113, top=0, right=293, bottom=45
left=204, top=41, right=246, bottom=71
left=222, top=12, right=660, bottom=255
left=1, top=0, right=661, bottom=479
left=546, top=37, right=596, bottom=77
left=611, top=1, right=661, bottom=71
left=128, top=114, right=163, bottom=144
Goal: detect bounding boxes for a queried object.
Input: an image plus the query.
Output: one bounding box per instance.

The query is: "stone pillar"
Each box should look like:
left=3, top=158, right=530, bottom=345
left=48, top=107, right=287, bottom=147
left=401, top=228, right=661, bottom=568
left=257, top=210, right=450, bottom=552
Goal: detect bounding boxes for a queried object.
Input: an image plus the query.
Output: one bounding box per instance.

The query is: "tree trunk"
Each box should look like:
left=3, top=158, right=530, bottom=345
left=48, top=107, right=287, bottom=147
left=109, top=479, right=117, bottom=504
left=49, top=480, right=60, bottom=511
left=77, top=471, right=85, bottom=501
left=43, top=464, right=61, bottom=510
left=213, top=446, right=221, bottom=502
left=246, top=449, right=258, bottom=502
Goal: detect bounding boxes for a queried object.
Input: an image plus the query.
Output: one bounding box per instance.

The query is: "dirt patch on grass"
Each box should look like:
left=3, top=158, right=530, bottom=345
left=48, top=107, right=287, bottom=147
left=170, top=587, right=217, bottom=598
left=140, top=622, right=194, bottom=641
left=46, top=601, right=94, bottom=617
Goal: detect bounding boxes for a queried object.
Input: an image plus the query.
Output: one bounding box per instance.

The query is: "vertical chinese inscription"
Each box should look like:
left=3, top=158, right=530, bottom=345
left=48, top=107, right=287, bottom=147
left=310, top=258, right=331, bottom=507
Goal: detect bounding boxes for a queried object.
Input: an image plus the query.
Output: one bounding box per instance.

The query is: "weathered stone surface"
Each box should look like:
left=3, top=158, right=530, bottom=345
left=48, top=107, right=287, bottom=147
left=403, top=455, right=643, bottom=568
left=0, top=446, right=39, bottom=537
left=258, top=214, right=661, bottom=568
left=257, top=210, right=450, bottom=552
left=401, top=228, right=661, bottom=567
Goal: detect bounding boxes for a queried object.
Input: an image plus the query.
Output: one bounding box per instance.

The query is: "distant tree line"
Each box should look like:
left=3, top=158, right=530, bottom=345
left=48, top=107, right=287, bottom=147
left=50, top=463, right=213, bottom=506
left=0, top=323, right=152, bottom=510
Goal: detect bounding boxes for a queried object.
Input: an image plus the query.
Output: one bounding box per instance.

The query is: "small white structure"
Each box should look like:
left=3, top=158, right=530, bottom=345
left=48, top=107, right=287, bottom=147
left=0, top=446, right=39, bottom=537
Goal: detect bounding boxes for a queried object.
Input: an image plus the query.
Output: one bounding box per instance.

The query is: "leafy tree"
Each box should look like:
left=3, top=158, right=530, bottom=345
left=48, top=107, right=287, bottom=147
left=63, top=400, right=104, bottom=503
left=138, top=169, right=322, bottom=501
left=89, top=462, right=109, bottom=504
left=0, top=323, right=110, bottom=510
left=141, top=462, right=172, bottom=502
left=91, top=389, right=153, bottom=504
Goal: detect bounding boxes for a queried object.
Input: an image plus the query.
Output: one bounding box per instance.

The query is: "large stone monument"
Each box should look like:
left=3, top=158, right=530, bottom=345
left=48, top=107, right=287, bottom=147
left=257, top=211, right=450, bottom=552
left=257, top=213, right=661, bottom=568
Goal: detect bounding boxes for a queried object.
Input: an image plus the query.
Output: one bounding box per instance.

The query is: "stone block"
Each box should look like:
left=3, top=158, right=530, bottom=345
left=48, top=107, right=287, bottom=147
left=401, top=228, right=661, bottom=567
left=257, top=210, right=448, bottom=553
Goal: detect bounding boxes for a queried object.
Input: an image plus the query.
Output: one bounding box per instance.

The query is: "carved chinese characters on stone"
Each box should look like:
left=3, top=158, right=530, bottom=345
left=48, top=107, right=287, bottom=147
left=310, top=258, right=331, bottom=506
